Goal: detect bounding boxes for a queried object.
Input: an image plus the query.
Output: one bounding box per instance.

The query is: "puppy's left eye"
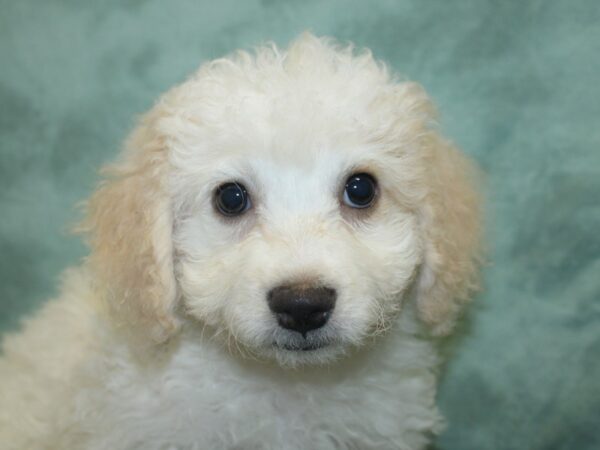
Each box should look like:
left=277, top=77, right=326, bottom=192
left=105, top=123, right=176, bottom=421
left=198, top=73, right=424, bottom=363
left=343, top=173, right=377, bottom=208
left=214, top=182, right=251, bottom=216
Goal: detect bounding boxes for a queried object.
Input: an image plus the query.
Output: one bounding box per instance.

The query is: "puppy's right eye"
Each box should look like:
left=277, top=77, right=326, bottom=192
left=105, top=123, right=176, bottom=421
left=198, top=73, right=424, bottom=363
left=214, top=182, right=251, bottom=216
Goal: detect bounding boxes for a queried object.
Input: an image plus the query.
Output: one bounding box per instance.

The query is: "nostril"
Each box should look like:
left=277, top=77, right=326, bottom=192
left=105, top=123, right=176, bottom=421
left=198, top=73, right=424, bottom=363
left=275, top=312, right=296, bottom=330
left=268, top=284, right=337, bottom=335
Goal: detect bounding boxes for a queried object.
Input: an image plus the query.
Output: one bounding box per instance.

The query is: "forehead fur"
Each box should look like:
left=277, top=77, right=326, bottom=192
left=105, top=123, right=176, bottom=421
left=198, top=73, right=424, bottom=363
left=156, top=33, right=432, bottom=168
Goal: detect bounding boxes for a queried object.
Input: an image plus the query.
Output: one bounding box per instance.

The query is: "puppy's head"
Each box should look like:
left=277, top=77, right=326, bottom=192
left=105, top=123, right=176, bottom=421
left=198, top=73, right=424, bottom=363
left=81, top=34, right=482, bottom=365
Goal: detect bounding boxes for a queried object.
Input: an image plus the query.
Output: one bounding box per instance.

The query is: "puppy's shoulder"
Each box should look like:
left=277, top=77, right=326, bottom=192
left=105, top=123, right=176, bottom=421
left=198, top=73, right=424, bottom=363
left=0, top=266, right=108, bottom=376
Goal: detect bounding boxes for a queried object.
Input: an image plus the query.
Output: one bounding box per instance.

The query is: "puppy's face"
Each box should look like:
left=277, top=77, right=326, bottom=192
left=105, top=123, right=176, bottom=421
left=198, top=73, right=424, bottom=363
left=84, top=36, right=480, bottom=365
left=167, top=70, right=426, bottom=366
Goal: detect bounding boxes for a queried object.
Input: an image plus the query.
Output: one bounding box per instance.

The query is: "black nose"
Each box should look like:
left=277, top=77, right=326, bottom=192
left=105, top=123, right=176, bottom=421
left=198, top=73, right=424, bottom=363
left=268, top=284, right=336, bottom=336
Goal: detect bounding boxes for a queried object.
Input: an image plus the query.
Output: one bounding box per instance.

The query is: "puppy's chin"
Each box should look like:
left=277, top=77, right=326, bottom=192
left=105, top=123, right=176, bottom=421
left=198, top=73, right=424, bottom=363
left=248, top=323, right=350, bottom=367
left=199, top=316, right=371, bottom=367
left=262, top=341, right=348, bottom=368
left=251, top=327, right=360, bottom=367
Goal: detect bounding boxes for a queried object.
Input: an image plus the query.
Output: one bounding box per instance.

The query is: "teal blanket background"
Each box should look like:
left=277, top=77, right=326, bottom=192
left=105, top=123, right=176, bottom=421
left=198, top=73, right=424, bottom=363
left=1, top=1, right=599, bottom=448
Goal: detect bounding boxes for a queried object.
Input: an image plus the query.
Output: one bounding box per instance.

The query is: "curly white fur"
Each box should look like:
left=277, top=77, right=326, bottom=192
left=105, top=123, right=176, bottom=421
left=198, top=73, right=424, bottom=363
left=0, top=33, right=482, bottom=450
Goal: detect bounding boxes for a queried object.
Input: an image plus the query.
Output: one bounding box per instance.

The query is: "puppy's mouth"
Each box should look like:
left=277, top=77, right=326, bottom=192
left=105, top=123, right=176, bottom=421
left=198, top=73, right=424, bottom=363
left=270, top=326, right=338, bottom=355
left=274, top=342, right=328, bottom=352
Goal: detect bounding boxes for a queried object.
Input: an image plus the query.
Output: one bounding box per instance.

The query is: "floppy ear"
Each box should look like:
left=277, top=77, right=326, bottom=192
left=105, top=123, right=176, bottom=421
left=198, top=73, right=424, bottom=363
left=79, top=111, right=179, bottom=343
left=416, top=133, right=483, bottom=335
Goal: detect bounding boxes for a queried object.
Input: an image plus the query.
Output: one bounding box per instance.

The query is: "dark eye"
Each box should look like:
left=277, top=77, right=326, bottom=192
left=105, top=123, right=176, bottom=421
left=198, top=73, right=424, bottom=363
left=343, top=173, right=377, bottom=209
left=214, top=182, right=251, bottom=216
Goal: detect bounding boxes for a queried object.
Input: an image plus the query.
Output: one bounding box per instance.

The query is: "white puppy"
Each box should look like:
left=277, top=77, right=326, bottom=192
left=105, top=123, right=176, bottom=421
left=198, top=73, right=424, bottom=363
left=0, top=33, right=482, bottom=450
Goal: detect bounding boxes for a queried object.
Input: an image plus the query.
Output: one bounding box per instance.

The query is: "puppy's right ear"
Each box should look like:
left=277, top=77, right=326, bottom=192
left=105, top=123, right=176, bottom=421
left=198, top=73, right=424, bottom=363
left=78, top=109, right=179, bottom=343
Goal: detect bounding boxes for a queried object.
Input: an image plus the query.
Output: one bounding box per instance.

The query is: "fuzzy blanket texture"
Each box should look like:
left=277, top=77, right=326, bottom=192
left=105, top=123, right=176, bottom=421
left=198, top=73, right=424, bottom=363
left=1, top=1, right=599, bottom=449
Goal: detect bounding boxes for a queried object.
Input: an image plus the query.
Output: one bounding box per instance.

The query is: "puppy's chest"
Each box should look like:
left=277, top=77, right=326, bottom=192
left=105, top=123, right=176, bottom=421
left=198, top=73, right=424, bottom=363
left=81, top=336, right=441, bottom=450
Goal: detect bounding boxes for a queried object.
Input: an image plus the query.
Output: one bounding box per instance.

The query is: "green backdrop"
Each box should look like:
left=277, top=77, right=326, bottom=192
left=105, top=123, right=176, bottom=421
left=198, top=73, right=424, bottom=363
left=1, top=1, right=599, bottom=449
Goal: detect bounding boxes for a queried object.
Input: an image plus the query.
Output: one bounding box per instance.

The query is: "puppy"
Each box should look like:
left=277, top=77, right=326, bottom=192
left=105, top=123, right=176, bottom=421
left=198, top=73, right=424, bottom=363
left=0, top=33, right=482, bottom=450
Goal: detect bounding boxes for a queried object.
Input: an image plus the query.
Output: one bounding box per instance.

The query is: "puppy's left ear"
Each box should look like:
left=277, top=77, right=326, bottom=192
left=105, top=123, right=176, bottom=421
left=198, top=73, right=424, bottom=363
left=416, top=131, right=483, bottom=336
left=79, top=109, right=179, bottom=343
